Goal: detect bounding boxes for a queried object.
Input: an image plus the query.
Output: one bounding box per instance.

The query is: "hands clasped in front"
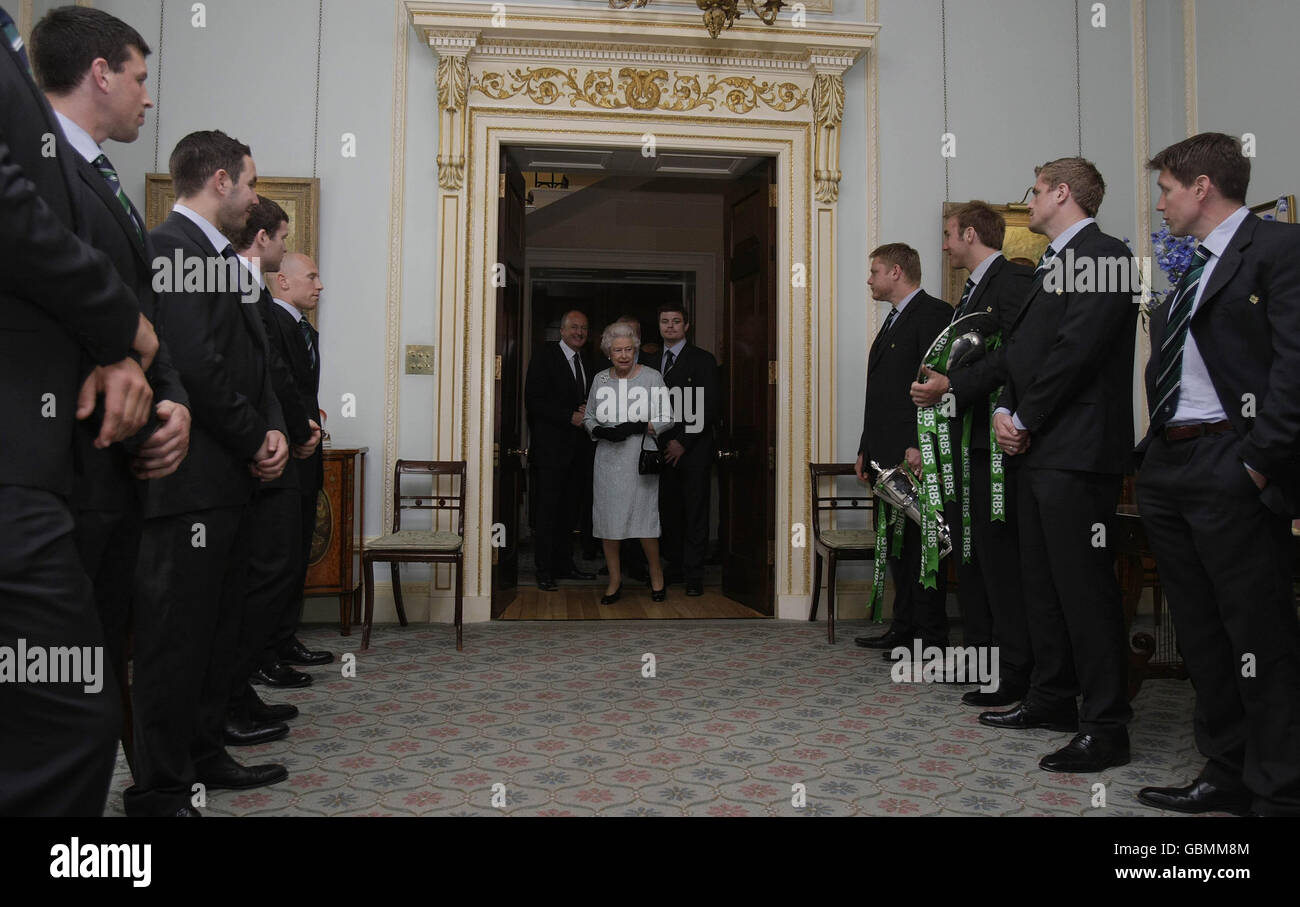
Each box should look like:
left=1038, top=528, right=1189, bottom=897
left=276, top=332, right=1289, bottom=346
left=993, top=410, right=1030, bottom=456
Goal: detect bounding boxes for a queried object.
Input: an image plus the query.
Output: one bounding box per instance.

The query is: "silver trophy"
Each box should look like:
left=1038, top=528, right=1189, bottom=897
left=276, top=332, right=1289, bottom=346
left=870, top=460, right=954, bottom=559
left=917, top=311, right=999, bottom=381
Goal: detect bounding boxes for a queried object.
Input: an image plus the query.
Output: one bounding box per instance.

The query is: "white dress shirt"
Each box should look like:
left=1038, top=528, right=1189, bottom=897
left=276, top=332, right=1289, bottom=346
left=172, top=203, right=231, bottom=254
left=967, top=250, right=1003, bottom=290
left=1168, top=205, right=1250, bottom=426
left=661, top=338, right=686, bottom=372
left=273, top=297, right=304, bottom=323
left=53, top=110, right=102, bottom=165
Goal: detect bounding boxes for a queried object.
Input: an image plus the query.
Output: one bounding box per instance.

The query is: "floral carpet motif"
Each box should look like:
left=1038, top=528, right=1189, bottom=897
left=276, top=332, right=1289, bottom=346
left=105, top=620, right=1214, bottom=817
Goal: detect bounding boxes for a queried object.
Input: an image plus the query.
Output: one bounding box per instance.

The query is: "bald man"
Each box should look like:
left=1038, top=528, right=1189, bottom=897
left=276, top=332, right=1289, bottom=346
left=260, top=251, right=330, bottom=672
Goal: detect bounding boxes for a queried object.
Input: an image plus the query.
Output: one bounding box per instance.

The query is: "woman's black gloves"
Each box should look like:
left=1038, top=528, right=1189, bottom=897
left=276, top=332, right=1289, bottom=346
left=593, top=422, right=649, bottom=442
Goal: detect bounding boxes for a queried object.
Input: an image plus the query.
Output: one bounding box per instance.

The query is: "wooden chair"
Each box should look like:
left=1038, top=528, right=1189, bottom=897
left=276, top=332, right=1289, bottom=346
left=362, top=460, right=466, bottom=651
left=808, top=462, right=876, bottom=643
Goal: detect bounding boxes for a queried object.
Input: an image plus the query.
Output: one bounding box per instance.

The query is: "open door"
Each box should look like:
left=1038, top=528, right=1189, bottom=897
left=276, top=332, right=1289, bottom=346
left=717, top=160, right=777, bottom=615
left=491, top=150, right=526, bottom=617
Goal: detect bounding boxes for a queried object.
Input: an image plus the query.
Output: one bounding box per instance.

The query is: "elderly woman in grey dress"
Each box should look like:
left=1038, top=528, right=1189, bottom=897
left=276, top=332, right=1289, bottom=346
left=584, top=321, right=673, bottom=604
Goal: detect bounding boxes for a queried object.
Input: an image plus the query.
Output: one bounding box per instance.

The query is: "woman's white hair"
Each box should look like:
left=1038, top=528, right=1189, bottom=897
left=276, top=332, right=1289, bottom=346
left=600, top=321, right=640, bottom=358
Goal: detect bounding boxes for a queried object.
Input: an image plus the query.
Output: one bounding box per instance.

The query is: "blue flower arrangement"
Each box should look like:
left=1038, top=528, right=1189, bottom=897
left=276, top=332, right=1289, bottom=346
left=1149, top=225, right=1198, bottom=304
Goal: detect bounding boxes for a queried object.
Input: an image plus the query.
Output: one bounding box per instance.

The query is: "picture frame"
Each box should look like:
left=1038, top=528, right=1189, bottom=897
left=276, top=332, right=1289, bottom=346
left=145, top=173, right=322, bottom=325
left=940, top=201, right=1051, bottom=307
left=1248, top=194, right=1295, bottom=224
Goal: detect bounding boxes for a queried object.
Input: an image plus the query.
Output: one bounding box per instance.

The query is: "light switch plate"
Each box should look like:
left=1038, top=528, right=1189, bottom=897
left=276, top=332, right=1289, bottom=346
left=405, top=345, right=436, bottom=375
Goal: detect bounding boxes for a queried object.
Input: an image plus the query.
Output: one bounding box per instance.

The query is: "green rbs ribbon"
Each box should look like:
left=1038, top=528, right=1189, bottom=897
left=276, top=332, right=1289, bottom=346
left=868, top=502, right=906, bottom=622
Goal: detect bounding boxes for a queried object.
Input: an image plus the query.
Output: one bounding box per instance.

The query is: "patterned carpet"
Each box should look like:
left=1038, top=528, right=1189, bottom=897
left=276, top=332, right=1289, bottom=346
left=105, top=620, right=1216, bottom=817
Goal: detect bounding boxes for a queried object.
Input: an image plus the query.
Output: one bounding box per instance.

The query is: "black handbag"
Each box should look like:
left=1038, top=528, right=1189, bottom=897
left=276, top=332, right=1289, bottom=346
left=638, top=434, right=663, bottom=475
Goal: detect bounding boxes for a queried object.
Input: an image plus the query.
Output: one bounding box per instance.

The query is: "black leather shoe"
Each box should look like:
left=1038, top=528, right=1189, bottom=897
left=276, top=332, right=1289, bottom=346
left=962, top=686, right=1028, bottom=707
left=251, top=662, right=313, bottom=688
left=854, top=628, right=912, bottom=649
left=536, top=575, right=558, bottom=592
left=278, top=638, right=333, bottom=666
left=978, top=702, right=1078, bottom=732
left=685, top=580, right=703, bottom=597
left=600, top=583, right=623, bottom=605
left=224, top=715, right=289, bottom=747
left=172, top=806, right=202, bottom=817
left=1137, top=778, right=1251, bottom=815
left=1039, top=731, right=1130, bottom=773
left=195, top=752, right=288, bottom=791
left=247, top=687, right=299, bottom=722
left=651, top=585, right=667, bottom=602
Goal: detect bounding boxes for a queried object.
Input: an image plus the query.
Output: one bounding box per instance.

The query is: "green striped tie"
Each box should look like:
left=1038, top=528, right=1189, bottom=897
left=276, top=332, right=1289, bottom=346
left=1151, top=244, right=1211, bottom=427
left=92, top=152, right=144, bottom=244
left=953, top=277, right=976, bottom=320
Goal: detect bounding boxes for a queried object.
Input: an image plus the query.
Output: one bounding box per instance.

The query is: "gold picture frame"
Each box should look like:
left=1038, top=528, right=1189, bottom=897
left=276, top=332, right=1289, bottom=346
left=1248, top=194, right=1295, bottom=224
left=940, top=202, right=1050, bottom=307
left=145, top=173, right=321, bottom=265
left=145, top=173, right=321, bottom=324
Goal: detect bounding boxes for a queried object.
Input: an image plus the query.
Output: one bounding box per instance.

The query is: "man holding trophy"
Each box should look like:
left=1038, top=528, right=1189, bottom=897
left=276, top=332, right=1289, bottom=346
left=854, top=244, right=952, bottom=653
left=909, top=203, right=1035, bottom=707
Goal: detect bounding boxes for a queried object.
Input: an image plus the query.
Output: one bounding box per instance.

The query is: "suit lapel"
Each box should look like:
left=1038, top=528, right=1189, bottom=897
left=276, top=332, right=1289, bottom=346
left=869, top=296, right=920, bottom=373
left=965, top=256, right=1003, bottom=315
left=1008, top=222, right=1100, bottom=332
left=1193, top=214, right=1257, bottom=319
left=74, top=153, right=148, bottom=263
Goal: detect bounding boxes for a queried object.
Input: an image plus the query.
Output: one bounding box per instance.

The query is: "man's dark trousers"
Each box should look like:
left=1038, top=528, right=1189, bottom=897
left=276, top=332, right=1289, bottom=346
left=0, top=486, right=120, bottom=816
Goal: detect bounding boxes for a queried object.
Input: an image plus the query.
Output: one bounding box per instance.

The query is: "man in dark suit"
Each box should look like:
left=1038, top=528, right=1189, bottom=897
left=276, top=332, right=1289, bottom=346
left=908, top=203, right=1034, bottom=706
left=265, top=252, right=330, bottom=673
left=229, top=197, right=321, bottom=738
left=0, top=2, right=157, bottom=817
left=127, top=130, right=291, bottom=816
left=33, top=6, right=193, bottom=771
left=980, top=158, right=1137, bottom=774
left=525, top=310, right=598, bottom=591
left=853, top=244, right=952, bottom=652
left=641, top=305, right=718, bottom=596
left=1134, top=133, right=1300, bottom=816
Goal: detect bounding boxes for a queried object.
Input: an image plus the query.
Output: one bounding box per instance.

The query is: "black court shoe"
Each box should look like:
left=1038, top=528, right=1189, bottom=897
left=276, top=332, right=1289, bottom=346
left=650, top=585, right=667, bottom=602
left=600, top=584, right=623, bottom=605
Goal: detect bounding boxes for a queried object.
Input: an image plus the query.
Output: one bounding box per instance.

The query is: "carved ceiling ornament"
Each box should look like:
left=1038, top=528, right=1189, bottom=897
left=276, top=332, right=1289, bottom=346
left=472, top=66, right=807, bottom=115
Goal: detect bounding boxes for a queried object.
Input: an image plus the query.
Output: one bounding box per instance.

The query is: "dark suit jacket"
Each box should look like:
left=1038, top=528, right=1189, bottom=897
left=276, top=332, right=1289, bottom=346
left=250, top=284, right=311, bottom=492
left=640, top=343, right=719, bottom=465
left=859, top=290, right=952, bottom=469
left=0, top=36, right=140, bottom=496
left=1139, top=212, right=1300, bottom=515
left=139, top=212, right=284, bottom=517
left=998, top=222, right=1137, bottom=474
left=525, top=341, right=595, bottom=469
left=67, top=149, right=189, bottom=512
left=263, top=294, right=323, bottom=494
left=947, top=256, right=1034, bottom=450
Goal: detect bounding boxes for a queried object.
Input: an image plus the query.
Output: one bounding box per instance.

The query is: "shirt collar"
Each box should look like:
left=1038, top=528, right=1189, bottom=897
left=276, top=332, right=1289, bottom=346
left=235, top=254, right=267, bottom=290
left=664, top=338, right=687, bottom=358
left=560, top=339, right=583, bottom=359
left=1050, top=217, right=1096, bottom=254
left=894, top=287, right=921, bottom=313
left=968, top=251, right=1003, bottom=286
left=273, top=297, right=304, bottom=323
left=1200, top=206, right=1251, bottom=259
left=53, top=110, right=102, bottom=164
left=172, top=203, right=232, bottom=255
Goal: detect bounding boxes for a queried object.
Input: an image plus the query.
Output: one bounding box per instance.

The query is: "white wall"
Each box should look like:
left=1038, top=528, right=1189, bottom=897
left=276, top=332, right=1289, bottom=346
left=1195, top=0, right=1299, bottom=206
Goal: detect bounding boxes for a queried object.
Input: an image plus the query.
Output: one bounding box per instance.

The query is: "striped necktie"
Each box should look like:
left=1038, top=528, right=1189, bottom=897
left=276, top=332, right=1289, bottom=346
left=0, top=6, right=31, bottom=77
left=299, top=319, right=318, bottom=371
left=879, top=306, right=899, bottom=336
left=663, top=349, right=676, bottom=374
left=953, top=277, right=976, bottom=320
left=92, top=153, right=144, bottom=244
left=1034, top=245, right=1058, bottom=276
left=1151, top=244, right=1211, bottom=427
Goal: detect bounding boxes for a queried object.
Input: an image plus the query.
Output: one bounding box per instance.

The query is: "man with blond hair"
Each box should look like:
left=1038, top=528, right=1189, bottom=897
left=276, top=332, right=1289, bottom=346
left=979, top=159, right=1137, bottom=775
